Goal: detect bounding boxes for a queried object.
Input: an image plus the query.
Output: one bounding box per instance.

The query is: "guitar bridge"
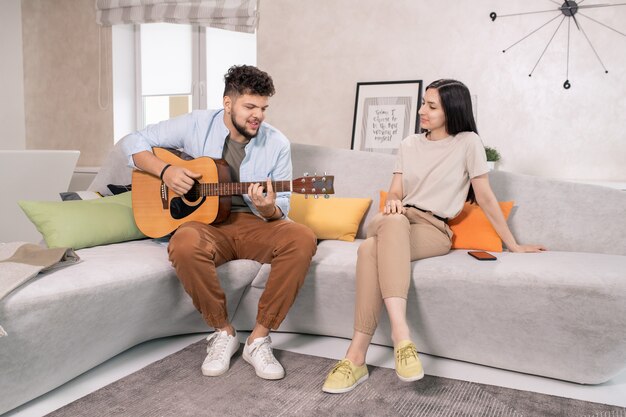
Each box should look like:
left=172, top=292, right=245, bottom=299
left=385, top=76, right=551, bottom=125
left=160, top=182, right=169, bottom=209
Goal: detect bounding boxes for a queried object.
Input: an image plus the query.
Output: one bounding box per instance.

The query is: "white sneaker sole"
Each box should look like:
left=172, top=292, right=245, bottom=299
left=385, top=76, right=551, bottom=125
left=242, top=347, right=285, bottom=380
left=322, top=373, right=369, bottom=394
left=202, top=365, right=229, bottom=377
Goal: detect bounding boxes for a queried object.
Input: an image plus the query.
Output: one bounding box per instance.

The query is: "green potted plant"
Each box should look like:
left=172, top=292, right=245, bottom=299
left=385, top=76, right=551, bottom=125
left=484, top=146, right=501, bottom=170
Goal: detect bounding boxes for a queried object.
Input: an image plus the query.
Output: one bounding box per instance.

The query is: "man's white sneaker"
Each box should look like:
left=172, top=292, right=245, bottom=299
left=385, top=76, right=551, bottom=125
left=201, top=330, right=239, bottom=376
left=242, top=335, right=285, bottom=380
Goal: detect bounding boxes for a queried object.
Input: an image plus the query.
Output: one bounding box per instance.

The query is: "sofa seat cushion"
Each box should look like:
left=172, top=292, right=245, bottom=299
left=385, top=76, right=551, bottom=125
left=3, top=240, right=261, bottom=304
left=249, top=239, right=360, bottom=289
left=405, top=249, right=626, bottom=383
left=0, top=239, right=263, bottom=415
left=235, top=240, right=361, bottom=334
left=252, top=240, right=626, bottom=384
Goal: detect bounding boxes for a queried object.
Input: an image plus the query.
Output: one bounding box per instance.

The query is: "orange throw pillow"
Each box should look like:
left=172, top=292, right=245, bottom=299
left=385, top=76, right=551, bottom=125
left=449, top=201, right=514, bottom=252
left=379, top=190, right=388, bottom=212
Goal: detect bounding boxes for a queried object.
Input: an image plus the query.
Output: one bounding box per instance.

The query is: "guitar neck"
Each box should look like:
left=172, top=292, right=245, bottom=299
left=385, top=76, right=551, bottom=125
left=196, top=180, right=293, bottom=197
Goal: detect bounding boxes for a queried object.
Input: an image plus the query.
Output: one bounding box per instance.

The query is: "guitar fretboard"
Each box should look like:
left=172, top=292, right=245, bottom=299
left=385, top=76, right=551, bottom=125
left=192, top=180, right=293, bottom=197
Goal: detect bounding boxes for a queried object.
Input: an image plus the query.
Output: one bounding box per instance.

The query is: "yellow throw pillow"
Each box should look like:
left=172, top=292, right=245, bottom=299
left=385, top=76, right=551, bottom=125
left=289, top=194, right=372, bottom=241
left=449, top=201, right=515, bottom=252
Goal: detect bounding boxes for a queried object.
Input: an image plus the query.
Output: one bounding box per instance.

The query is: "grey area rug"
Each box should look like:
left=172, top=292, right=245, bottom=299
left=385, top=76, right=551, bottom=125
left=47, top=340, right=626, bottom=417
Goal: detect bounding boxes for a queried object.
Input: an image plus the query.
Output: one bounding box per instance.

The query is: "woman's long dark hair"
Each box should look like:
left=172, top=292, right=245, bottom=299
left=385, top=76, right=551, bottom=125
left=425, top=79, right=479, bottom=204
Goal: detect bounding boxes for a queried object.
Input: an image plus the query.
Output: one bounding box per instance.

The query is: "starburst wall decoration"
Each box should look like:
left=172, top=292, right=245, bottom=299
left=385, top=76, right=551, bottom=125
left=490, top=1, right=626, bottom=89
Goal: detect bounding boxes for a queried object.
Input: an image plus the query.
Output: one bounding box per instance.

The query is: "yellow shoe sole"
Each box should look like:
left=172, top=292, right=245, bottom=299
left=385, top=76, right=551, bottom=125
left=396, top=370, right=424, bottom=382
left=322, top=373, right=369, bottom=394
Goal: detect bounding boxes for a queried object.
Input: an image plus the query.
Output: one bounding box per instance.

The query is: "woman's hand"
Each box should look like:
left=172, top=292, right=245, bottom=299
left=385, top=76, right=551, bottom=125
left=508, top=244, right=547, bottom=253
left=384, top=199, right=406, bottom=215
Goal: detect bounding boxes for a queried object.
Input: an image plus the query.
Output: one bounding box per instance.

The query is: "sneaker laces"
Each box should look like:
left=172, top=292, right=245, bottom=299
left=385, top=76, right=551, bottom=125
left=249, top=337, right=277, bottom=366
left=206, top=332, right=231, bottom=361
left=330, top=360, right=354, bottom=380
left=396, top=344, right=418, bottom=365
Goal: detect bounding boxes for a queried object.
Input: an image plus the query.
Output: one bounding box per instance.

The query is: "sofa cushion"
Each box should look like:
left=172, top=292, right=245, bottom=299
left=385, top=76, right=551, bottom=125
left=488, top=170, right=626, bottom=256
left=87, top=139, right=133, bottom=196
left=18, top=192, right=146, bottom=249
left=0, top=239, right=262, bottom=414
left=403, top=249, right=626, bottom=383
left=289, top=194, right=371, bottom=241
left=291, top=143, right=395, bottom=240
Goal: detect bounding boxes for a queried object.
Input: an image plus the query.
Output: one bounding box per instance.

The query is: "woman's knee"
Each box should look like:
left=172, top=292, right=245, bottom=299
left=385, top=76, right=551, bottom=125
left=382, top=213, right=410, bottom=227
left=357, top=237, right=376, bottom=259
left=367, top=213, right=410, bottom=236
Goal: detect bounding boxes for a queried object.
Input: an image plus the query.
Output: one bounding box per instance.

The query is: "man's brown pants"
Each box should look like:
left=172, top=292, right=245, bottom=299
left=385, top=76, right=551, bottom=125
left=168, top=213, right=317, bottom=330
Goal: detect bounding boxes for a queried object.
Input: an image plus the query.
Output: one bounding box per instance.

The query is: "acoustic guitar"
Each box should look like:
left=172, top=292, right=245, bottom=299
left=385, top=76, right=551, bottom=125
left=132, top=147, right=335, bottom=238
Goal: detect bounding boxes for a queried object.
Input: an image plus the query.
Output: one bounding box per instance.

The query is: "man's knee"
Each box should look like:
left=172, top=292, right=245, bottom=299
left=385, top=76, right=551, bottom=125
left=168, top=222, right=216, bottom=261
left=278, top=222, right=317, bottom=256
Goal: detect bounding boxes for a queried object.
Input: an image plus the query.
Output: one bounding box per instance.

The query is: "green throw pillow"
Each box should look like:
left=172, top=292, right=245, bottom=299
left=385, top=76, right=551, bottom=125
left=18, top=192, right=146, bottom=249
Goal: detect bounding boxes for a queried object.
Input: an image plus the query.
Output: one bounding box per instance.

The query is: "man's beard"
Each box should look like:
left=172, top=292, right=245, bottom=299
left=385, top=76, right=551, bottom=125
left=231, top=112, right=259, bottom=140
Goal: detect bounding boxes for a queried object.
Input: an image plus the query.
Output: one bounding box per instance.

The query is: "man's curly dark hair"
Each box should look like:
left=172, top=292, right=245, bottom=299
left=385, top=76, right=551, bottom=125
left=223, top=65, right=275, bottom=98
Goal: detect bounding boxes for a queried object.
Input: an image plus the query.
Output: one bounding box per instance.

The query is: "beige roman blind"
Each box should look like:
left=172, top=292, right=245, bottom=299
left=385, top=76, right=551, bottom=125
left=95, top=0, right=258, bottom=33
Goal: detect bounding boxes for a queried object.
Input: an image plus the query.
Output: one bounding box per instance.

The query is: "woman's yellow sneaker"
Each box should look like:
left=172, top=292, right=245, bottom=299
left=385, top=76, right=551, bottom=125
left=395, top=340, right=424, bottom=382
left=322, top=359, right=369, bottom=393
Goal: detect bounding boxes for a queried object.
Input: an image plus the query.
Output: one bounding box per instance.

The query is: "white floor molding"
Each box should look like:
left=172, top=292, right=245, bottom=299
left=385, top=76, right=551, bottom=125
left=5, top=332, right=626, bottom=416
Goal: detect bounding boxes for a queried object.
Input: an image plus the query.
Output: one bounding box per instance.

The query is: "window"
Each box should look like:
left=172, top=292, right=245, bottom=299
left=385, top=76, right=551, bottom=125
left=140, top=23, right=193, bottom=127
left=112, top=23, right=256, bottom=141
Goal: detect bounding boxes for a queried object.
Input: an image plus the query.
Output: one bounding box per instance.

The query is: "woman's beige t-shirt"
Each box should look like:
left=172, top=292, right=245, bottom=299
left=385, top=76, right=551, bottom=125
left=393, top=131, right=489, bottom=219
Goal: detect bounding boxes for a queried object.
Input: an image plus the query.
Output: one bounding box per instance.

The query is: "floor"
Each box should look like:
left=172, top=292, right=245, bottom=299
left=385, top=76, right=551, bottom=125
left=5, top=332, right=626, bottom=417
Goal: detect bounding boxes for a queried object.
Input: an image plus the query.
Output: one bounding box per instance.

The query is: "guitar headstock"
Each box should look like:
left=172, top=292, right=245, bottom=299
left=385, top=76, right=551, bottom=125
left=292, top=174, right=335, bottom=197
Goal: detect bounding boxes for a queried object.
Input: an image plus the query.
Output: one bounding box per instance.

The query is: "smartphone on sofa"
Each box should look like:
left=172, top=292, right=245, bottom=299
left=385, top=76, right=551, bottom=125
left=468, top=251, right=497, bottom=261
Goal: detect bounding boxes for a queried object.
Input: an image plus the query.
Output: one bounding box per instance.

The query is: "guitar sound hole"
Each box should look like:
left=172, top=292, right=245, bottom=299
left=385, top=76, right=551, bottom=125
left=184, top=182, right=201, bottom=203
left=170, top=196, right=206, bottom=220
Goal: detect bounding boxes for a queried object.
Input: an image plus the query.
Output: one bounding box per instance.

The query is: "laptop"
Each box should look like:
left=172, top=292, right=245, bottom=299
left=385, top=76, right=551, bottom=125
left=0, top=150, right=80, bottom=243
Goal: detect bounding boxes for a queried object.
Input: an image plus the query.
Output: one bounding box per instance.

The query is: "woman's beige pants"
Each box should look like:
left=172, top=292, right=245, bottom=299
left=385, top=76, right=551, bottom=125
left=354, top=208, right=453, bottom=335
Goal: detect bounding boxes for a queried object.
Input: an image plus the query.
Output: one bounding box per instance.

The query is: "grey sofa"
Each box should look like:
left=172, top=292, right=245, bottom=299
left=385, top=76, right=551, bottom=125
left=1, top=141, right=625, bottom=415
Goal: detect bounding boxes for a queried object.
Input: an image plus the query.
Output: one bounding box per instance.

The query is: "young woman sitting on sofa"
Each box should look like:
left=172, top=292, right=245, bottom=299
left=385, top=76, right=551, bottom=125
left=322, top=79, right=546, bottom=394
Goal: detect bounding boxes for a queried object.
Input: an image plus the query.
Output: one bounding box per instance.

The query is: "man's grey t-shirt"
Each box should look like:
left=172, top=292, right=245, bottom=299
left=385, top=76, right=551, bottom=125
left=222, top=136, right=252, bottom=213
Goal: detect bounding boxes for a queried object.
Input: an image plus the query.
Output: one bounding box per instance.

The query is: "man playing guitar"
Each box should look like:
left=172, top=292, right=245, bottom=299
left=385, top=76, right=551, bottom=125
left=122, top=65, right=317, bottom=380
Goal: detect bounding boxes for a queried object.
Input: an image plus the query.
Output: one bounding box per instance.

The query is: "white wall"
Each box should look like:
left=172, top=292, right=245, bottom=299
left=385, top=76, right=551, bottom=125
left=258, top=0, right=626, bottom=182
left=0, top=0, right=26, bottom=150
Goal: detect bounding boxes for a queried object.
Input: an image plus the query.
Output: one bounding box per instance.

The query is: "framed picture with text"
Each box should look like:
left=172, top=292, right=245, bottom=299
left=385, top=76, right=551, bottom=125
left=350, top=80, right=423, bottom=154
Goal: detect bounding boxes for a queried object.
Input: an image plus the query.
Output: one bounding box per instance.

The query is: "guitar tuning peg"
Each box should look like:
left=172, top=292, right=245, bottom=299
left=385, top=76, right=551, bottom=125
left=324, top=171, right=328, bottom=176
left=304, top=194, right=309, bottom=199
left=314, top=172, right=317, bottom=176
left=314, top=194, right=319, bottom=199
left=324, top=194, right=330, bottom=199
left=304, top=172, right=309, bottom=177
